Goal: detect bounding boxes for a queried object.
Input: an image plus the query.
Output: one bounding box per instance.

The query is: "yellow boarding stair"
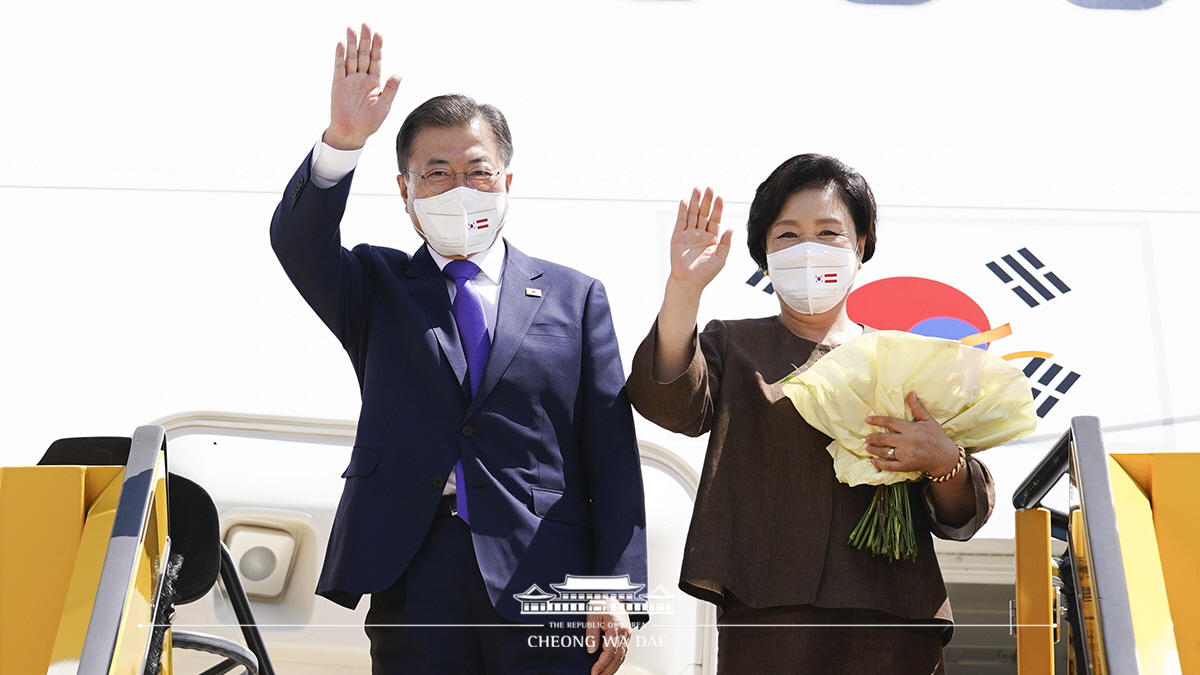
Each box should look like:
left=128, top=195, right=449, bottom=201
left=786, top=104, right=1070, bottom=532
left=1013, top=416, right=1200, bottom=675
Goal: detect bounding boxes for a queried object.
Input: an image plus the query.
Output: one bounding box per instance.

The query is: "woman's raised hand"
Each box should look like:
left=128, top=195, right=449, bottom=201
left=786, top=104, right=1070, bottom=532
left=669, top=188, right=732, bottom=290
left=323, top=24, right=403, bottom=151
left=652, top=187, right=731, bottom=382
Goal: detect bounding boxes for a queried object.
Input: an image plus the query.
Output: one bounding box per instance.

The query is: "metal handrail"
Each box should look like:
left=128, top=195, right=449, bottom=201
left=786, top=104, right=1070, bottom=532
left=1012, top=427, right=1070, bottom=512
left=1012, top=425, right=1071, bottom=540
left=1012, top=416, right=1141, bottom=675
left=1066, top=416, right=1139, bottom=675
left=77, top=425, right=167, bottom=675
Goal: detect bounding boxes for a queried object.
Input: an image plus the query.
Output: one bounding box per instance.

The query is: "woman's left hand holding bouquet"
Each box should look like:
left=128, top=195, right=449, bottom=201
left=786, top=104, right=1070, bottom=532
left=863, top=391, right=976, bottom=528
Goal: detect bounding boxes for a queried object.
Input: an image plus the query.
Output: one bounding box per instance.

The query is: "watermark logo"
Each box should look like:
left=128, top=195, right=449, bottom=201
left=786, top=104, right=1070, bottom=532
left=513, top=575, right=678, bottom=615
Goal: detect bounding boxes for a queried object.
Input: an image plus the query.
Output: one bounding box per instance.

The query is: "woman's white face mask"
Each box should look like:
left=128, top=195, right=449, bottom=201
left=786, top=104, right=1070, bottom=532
left=412, top=186, right=507, bottom=258
left=766, top=241, right=859, bottom=315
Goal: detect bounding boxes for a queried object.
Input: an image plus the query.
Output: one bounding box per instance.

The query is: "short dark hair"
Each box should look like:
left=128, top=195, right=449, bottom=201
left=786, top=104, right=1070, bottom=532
left=746, top=154, right=877, bottom=271
left=395, top=94, right=513, bottom=173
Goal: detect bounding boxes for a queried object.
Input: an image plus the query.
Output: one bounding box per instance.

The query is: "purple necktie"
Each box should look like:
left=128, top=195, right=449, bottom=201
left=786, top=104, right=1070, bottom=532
left=443, top=259, right=490, bottom=524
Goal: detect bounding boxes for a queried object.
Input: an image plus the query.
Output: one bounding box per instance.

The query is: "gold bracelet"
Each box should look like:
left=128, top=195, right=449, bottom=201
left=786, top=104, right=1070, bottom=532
left=926, top=445, right=967, bottom=483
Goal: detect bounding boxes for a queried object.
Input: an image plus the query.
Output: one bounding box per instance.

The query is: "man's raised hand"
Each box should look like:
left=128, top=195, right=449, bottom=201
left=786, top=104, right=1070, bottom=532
left=323, top=24, right=402, bottom=151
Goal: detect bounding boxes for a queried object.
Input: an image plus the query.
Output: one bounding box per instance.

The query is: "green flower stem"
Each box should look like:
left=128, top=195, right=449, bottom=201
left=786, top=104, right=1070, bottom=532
left=849, top=483, right=918, bottom=561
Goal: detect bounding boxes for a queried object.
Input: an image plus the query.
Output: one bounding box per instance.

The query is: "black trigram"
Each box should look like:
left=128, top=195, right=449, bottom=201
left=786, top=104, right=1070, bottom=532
left=1023, top=358, right=1081, bottom=418
left=746, top=269, right=773, bottom=294
left=986, top=248, right=1071, bottom=308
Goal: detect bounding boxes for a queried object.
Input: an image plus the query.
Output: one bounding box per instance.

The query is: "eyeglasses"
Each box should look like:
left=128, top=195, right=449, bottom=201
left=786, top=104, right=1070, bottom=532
left=404, top=167, right=505, bottom=195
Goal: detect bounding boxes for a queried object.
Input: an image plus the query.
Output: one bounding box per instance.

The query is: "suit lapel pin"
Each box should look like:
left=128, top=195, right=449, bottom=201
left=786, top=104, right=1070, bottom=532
left=525, top=288, right=543, bottom=298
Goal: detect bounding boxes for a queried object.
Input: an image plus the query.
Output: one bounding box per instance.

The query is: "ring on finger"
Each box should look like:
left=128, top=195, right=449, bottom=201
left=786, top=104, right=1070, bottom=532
left=886, top=447, right=896, bottom=460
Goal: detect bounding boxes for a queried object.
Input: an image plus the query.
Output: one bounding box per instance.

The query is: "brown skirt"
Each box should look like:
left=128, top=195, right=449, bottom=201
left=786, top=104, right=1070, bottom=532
left=716, top=594, right=947, bottom=675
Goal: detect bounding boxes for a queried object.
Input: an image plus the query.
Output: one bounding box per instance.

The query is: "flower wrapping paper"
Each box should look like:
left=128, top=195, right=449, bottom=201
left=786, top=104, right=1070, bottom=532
left=781, top=330, right=1037, bottom=487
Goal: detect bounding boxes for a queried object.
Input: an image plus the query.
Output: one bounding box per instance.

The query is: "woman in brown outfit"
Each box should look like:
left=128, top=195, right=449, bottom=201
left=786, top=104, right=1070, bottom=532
left=626, top=155, right=995, bottom=674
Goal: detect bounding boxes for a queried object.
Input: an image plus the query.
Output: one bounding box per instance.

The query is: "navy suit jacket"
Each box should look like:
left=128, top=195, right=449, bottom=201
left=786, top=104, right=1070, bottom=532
left=270, top=155, right=648, bottom=622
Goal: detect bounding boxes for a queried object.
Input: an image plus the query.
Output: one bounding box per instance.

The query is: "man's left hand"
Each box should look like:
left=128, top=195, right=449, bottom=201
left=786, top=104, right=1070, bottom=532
left=585, top=596, right=632, bottom=675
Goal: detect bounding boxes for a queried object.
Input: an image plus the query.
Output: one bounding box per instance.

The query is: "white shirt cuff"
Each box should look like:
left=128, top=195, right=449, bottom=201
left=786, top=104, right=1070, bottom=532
left=309, top=141, right=363, bottom=189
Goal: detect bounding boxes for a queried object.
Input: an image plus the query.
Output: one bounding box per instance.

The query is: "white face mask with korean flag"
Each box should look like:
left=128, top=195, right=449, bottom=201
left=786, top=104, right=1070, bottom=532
left=412, top=186, right=507, bottom=258
left=766, top=241, right=860, bottom=315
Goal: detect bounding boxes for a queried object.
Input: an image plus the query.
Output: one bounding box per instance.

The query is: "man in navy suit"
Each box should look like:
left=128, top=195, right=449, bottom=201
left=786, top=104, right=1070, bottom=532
left=270, top=24, right=647, bottom=675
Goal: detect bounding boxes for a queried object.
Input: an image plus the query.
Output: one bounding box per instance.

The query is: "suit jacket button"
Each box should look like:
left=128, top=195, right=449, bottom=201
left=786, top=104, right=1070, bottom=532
left=461, top=424, right=474, bottom=437
left=432, top=475, right=445, bottom=488
left=290, top=177, right=305, bottom=199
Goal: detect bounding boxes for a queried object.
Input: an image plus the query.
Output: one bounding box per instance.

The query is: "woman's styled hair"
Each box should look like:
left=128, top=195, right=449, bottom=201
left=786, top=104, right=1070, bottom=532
left=746, top=154, right=877, bottom=271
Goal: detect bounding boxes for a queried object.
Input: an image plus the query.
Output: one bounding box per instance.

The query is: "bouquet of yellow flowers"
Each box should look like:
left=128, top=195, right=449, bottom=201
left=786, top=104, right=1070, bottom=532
left=781, top=330, right=1037, bottom=561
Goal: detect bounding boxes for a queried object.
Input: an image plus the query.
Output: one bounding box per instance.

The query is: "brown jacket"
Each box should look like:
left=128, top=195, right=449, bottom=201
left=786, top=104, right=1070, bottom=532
left=627, top=317, right=995, bottom=621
